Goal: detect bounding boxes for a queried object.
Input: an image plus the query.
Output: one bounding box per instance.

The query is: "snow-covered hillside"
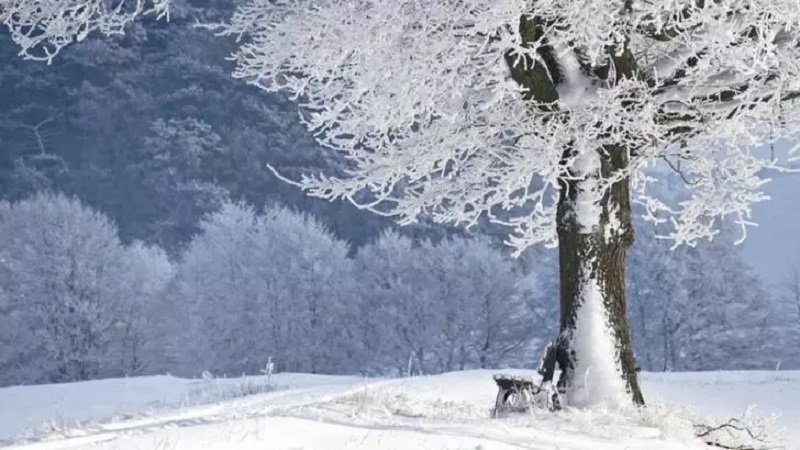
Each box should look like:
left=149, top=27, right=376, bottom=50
left=1, top=371, right=797, bottom=449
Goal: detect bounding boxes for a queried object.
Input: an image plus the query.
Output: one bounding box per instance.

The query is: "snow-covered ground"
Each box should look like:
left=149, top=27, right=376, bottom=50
left=1, top=370, right=797, bottom=449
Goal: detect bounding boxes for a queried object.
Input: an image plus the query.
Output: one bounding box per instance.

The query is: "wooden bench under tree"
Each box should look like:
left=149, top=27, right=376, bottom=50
left=492, top=342, right=563, bottom=416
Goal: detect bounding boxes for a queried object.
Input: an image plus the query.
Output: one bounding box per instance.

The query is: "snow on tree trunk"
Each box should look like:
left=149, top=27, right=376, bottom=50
left=205, top=0, right=800, bottom=406
left=556, top=146, right=644, bottom=407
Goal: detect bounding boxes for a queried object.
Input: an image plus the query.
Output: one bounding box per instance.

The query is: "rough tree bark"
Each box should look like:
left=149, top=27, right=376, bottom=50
left=508, top=14, right=644, bottom=406
left=555, top=147, right=645, bottom=406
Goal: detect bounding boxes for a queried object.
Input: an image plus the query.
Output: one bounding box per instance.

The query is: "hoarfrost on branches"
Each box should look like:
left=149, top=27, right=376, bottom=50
left=0, top=193, right=173, bottom=384
left=2, top=0, right=170, bottom=63
left=211, top=0, right=800, bottom=253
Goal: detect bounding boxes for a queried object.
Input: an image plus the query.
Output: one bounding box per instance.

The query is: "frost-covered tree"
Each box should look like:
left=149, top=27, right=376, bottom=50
left=10, top=0, right=800, bottom=406
left=0, top=193, right=170, bottom=384
left=128, top=118, right=229, bottom=251
left=680, top=233, right=780, bottom=371
left=171, top=201, right=355, bottom=376
left=628, top=230, right=687, bottom=372
left=2, top=0, right=169, bottom=63
left=778, top=264, right=800, bottom=368
left=117, top=241, right=173, bottom=374
left=355, top=233, right=533, bottom=375
left=515, top=245, right=560, bottom=352
left=786, top=264, right=800, bottom=324
left=629, top=224, right=787, bottom=372
left=203, top=0, right=800, bottom=406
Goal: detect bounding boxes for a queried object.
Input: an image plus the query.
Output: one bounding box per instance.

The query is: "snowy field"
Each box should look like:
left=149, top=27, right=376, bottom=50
left=1, top=370, right=798, bottom=449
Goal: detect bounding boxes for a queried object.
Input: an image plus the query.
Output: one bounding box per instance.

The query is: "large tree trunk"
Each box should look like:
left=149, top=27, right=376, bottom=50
left=554, top=145, right=645, bottom=407
left=506, top=12, right=644, bottom=407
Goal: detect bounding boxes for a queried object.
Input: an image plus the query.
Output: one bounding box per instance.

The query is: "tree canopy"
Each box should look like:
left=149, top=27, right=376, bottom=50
left=211, top=0, right=800, bottom=252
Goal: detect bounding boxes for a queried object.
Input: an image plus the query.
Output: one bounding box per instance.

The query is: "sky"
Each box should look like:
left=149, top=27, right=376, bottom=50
left=742, top=163, right=800, bottom=287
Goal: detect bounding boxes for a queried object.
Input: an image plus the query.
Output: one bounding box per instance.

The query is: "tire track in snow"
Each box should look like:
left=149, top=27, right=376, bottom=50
left=4, top=378, right=407, bottom=450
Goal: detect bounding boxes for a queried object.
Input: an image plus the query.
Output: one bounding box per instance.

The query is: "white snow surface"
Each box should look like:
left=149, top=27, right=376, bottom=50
left=572, top=151, right=602, bottom=233
left=0, top=370, right=798, bottom=449
left=569, top=278, right=629, bottom=408
left=553, top=42, right=597, bottom=108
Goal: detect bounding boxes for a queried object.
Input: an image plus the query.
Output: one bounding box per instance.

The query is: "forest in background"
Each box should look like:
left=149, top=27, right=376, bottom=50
left=1, top=192, right=798, bottom=387
left=0, top=0, right=398, bottom=253
left=2, top=0, right=800, bottom=386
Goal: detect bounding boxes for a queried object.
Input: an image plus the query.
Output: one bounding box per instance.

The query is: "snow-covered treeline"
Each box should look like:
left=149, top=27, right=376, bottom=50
left=0, top=193, right=797, bottom=386
left=629, top=223, right=800, bottom=372
left=0, top=193, right=172, bottom=385
left=162, top=201, right=546, bottom=377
